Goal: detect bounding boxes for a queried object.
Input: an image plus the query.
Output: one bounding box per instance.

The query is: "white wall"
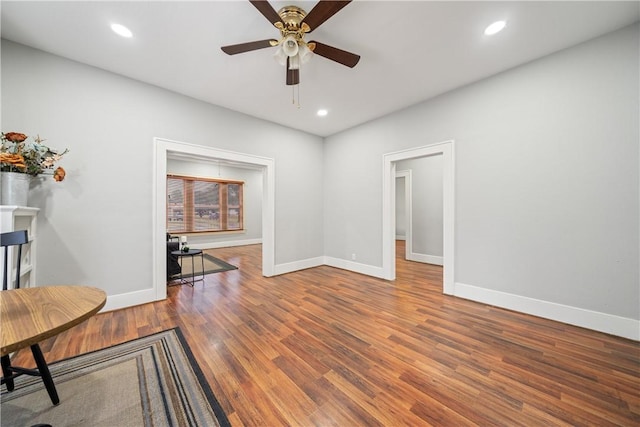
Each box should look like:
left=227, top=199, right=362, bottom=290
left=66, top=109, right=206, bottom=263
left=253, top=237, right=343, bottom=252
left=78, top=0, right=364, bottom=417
left=324, top=24, right=639, bottom=338
left=1, top=40, right=324, bottom=299
left=166, top=159, right=263, bottom=248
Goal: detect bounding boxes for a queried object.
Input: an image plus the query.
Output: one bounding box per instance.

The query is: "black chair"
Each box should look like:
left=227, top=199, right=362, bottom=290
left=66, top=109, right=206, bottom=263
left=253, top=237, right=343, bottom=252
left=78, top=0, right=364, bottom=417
left=167, top=233, right=181, bottom=279
left=1, top=230, right=29, bottom=290
left=1, top=229, right=60, bottom=406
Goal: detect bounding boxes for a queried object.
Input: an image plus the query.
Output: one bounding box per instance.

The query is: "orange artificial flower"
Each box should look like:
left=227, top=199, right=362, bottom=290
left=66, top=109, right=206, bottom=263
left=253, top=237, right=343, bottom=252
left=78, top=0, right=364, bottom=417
left=2, top=131, right=68, bottom=179
left=0, top=152, right=26, bottom=169
left=3, top=132, right=28, bottom=143
left=53, top=166, right=66, bottom=182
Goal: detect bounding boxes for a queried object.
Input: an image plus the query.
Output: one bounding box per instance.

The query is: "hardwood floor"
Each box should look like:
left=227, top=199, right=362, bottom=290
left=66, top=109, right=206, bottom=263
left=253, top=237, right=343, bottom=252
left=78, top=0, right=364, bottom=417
left=10, top=242, right=640, bottom=426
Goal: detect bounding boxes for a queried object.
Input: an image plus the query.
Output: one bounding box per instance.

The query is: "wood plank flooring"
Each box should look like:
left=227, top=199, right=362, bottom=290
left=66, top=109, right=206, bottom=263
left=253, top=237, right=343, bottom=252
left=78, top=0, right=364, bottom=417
left=9, top=242, right=640, bottom=426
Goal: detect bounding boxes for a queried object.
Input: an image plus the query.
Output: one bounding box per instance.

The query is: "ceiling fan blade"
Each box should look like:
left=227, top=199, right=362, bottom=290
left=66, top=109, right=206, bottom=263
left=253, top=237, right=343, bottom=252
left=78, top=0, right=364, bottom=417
left=221, top=39, right=277, bottom=55
left=302, top=1, right=351, bottom=32
left=309, top=41, right=360, bottom=68
left=249, top=0, right=283, bottom=26
left=286, top=58, right=300, bottom=85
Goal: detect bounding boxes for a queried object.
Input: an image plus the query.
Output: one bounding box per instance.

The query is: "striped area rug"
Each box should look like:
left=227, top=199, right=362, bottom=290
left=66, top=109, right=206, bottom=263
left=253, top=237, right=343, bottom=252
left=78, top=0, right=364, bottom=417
left=0, top=328, right=231, bottom=427
left=171, top=253, right=238, bottom=280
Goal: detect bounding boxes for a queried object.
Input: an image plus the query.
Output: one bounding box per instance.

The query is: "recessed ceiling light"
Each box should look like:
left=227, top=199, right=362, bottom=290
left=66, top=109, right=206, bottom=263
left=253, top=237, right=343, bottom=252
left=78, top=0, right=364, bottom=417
left=484, top=20, right=506, bottom=36
left=111, top=23, right=133, bottom=38
left=317, top=109, right=328, bottom=117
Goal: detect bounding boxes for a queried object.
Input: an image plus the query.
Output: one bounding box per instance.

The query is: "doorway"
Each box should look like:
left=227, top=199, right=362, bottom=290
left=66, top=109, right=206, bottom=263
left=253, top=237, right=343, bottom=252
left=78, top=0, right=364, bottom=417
left=397, top=155, right=444, bottom=266
left=395, top=169, right=411, bottom=260
left=382, top=141, right=455, bottom=294
left=153, top=138, right=275, bottom=301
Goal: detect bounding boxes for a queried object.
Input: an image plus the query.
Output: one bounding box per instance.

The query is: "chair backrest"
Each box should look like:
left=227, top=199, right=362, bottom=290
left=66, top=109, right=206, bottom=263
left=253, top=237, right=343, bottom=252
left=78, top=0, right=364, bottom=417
left=1, top=230, right=29, bottom=291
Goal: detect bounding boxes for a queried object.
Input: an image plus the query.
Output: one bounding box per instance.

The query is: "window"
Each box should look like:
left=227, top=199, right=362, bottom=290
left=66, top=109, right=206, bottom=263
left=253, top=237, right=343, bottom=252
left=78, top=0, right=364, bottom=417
left=167, top=175, right=243, bottom=233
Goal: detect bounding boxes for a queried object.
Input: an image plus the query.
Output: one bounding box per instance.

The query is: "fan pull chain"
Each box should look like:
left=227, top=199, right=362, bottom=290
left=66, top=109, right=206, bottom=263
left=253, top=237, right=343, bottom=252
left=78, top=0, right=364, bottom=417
left=297, top=64, right=301, bottom=108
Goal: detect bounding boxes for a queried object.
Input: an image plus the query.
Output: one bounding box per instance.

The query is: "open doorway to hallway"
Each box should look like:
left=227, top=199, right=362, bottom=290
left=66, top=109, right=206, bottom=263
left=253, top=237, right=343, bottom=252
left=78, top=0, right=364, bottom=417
left=396, top=154, right=444, bottom=267
left=382, top=141, right=455, bottom=294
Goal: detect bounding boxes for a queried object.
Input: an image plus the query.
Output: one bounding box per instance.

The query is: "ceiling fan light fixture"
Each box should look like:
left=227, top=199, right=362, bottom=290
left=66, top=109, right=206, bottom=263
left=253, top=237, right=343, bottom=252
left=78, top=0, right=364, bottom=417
left=274, top=46, right=288, bottom=66
left=282, top=35, right=299, bottom=57
left=298, top=43, right=314, bottom=64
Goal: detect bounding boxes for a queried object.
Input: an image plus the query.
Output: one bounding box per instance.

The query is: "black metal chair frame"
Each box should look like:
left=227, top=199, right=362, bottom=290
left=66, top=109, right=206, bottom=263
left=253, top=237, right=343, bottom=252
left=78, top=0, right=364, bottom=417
left=2, top=229, right=28, bottom=291
left=0, top=230, right=60, bottom=406
left=167, top=233, right=181, bottom=279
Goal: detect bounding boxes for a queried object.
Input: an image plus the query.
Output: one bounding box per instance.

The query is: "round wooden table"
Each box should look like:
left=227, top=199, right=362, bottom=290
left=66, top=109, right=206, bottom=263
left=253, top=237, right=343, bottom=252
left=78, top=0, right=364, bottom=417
left=1, top=285, right=107, bottom=405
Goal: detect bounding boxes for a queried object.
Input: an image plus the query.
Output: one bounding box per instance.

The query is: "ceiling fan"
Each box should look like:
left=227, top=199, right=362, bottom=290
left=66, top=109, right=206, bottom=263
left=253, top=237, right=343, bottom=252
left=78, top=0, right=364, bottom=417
left=221, top=0, right=360, bottom=86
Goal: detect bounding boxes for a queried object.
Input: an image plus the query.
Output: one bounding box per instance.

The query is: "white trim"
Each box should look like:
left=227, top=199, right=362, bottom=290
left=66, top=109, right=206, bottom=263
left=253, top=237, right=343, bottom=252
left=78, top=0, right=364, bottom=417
left=382, top=141, right=455, bottom=295
left=396, top=169, right=412, bottom=260
left=153, top=137, right=276, bottom=304
left=324, top=257, right=386, bottom=279
left=188, top=239, right=262, bottom=250
left=455, top=282, right=640, bottom=341
left=102, top=288, right=157, bottom=312
left=274, top=257, right=324, bottom=275
left=153, top=139, right=168, bottom=302
left=407, top=252, right=444, bottom=266
left=275, top=256, right=407, bottom=279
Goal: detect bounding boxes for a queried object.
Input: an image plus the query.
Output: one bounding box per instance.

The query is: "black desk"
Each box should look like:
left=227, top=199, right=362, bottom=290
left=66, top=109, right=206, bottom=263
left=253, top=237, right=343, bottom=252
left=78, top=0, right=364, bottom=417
left=170, top=249, right=205, bottom=286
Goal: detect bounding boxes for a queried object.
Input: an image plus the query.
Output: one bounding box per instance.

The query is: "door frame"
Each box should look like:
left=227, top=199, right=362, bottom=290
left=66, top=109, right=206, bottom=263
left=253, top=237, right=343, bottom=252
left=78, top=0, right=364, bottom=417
left=382, top=140, right=455, bottom=294
left=153, top=137, right=275, bottom=301
left=395, top=169, right=412, bottom=259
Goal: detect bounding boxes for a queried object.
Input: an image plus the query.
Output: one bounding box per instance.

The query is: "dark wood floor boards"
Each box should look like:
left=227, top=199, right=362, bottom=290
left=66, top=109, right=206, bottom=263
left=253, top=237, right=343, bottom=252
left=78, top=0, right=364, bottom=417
left=7, top=241, right=640, bottom=426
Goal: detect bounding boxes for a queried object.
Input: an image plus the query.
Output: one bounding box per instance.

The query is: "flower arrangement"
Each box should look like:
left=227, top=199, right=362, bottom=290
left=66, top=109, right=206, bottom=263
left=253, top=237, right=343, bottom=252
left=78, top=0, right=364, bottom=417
left=0, top=132, right=68, bottom=181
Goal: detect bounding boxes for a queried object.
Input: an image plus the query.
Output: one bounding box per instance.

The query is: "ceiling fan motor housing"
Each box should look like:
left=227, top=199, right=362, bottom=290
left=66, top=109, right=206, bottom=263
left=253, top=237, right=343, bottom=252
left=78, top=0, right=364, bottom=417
left=275, top=6, right=311, bottom=50
left=277, top=6, right=307, bottom=31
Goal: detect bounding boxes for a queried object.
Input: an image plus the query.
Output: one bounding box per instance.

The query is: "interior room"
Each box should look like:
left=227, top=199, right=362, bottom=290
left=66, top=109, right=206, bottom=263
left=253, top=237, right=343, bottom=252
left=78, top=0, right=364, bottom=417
left=1, top=1, right=638, bottom=425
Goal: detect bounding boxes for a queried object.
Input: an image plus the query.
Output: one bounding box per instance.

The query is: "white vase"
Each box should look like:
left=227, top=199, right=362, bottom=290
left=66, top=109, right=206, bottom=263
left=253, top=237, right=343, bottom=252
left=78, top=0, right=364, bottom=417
left=0, top=171, right=32, bottom=206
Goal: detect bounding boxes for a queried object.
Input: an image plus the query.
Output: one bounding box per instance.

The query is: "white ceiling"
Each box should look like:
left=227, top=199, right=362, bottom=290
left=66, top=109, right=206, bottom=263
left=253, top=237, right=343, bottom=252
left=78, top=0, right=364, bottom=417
left=2, top=1, right=638, bottom=137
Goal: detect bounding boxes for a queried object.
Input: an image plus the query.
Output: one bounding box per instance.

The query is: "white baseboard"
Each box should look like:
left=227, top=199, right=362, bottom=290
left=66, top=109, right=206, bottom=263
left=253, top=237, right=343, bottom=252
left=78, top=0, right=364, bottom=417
left=103, top=288, right=161, bottom=312
left=189, top=238, right=262, bottom=250
left=324, top=257, right=386, bottom=279
left=273, top=256, right=386, bottom=278
left=274, top=257, right=324, bottom=275
left=396, top=235, right=406, bottom=241
left=407, top=252, right=443, bottom=266
left=454, top=282, right=640, bottom=341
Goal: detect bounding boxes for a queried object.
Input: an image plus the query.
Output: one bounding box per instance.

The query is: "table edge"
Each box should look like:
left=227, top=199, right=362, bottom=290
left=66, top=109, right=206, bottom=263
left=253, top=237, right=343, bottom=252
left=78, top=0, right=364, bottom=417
left=1, top=287, right=107, bottom=355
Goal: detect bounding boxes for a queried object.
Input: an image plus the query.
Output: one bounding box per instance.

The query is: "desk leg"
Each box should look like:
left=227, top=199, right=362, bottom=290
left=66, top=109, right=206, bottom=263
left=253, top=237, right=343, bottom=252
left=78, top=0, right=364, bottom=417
left=192, top=253, right=205, bottom=284
left=191, top=254, right=195, bottom=284
left=31, top=344, right=60, bottom=405
left=179, top=257, right=193, bottom=287
left=1, top=355, right=14, bottom=391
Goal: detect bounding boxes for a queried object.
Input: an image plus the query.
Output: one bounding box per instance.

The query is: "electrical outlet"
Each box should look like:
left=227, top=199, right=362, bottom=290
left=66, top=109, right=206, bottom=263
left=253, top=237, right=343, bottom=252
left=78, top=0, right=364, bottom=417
left=351, top=253, right=356, bottom=261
